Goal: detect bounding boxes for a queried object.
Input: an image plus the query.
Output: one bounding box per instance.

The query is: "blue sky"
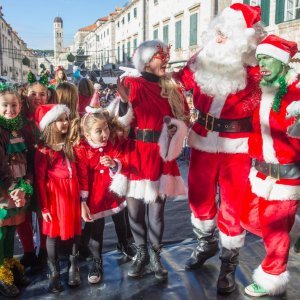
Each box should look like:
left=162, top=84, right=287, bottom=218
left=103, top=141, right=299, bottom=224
left=1, top=0, right=127, bottom=49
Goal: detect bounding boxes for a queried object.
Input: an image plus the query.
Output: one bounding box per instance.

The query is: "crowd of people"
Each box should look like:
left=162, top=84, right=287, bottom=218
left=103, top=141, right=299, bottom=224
left=0, top=3, right=300, bottom=299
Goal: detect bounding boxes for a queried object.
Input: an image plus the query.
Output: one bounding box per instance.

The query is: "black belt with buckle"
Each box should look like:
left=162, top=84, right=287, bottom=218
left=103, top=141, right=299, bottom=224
left=197, top=111, right=252, bottom=133
left=129, top=128, right=161, bottom=143
left=254, top=159, right=300, bottom=180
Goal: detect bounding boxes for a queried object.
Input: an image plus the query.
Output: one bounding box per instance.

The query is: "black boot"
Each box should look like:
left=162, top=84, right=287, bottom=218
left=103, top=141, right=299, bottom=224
left=117, top=242, right=136, bottom=260
left=185, top=226, right=219, bottom=270
left=68, top=254, right=80, bottom=286
left=12, top=266, right=30, bottom=287
left=20, top=252, right=37, bottom=269
left=149, top=245, right=168, bottom=281
left=31, top=248, right=48, bottom=274
left=88, top=258, right=103, bottom=284
left=128, top=244, right=149, bottom=278
left=47, top=260, right=63, bottom=293
left=217, top=247, right=239, bottom=294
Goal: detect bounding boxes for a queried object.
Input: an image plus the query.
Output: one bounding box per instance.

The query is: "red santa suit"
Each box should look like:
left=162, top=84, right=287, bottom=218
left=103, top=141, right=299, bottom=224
left=74, top=139, right=126, bottom=219
left=241, top=36, right=300, bottom=295
left=176, top=62, right=261, bottom=248
left=110, top=76, right=189, bottom=203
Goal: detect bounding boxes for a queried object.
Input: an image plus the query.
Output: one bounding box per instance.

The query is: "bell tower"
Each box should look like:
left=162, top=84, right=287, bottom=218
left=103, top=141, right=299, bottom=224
left=54, top=17, right=63, bottom=66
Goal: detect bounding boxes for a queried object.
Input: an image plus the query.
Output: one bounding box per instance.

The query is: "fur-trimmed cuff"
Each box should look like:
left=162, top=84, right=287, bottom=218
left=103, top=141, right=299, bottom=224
left=110, top=173, right=128, bottom=197
left=106, top=97, right=134, bottom=127
left=253, top=265, right=289, bottom=295
left=219, top=230, right=246, bottom=250
left=191, top=214, right=215, bottom=233
left=159, top=118, right=187, bottom=161
left=80, top=190, right=89, bottom=198
left=109, top=159, right=122, bottom=177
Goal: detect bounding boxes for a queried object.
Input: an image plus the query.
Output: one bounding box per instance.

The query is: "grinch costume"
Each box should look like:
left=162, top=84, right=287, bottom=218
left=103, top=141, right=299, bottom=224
left=241, top=35, right=300, bottom=297
left=0, top=111, right=33, bottom=297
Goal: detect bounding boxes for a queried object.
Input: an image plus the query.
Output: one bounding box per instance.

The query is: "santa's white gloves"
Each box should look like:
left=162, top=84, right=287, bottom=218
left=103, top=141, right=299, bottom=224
left=119, top=66, right=141, bottom=79
left=286, top=101, right=300, bottom=119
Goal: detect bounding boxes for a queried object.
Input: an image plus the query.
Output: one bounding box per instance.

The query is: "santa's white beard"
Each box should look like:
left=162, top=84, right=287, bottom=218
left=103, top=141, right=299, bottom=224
left=191, top=39, right=247, bottom=98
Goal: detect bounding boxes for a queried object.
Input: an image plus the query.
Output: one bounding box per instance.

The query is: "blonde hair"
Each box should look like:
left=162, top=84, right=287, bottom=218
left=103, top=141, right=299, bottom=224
left=81, top=110, right=125, bottom=143
left=40, top=120, right=75, bottom=161
left=78, top=78, right=94, bottom=97
left=159, top=76, right=187, bottom=121
left=56, top=82, right=80, bottom=145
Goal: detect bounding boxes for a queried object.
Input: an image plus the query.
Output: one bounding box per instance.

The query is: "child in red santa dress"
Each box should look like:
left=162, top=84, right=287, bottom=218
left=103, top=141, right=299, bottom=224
left=34, top=104, right=81, bottom=293
left=241, top=35, right=300, bottom=297
left=109, top=40, right=189, bottom=281
left=74, top=99, right=131, bottom=284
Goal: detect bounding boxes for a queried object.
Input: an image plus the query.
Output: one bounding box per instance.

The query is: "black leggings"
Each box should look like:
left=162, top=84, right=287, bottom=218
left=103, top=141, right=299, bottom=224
left=126, top=197, right=166, bottom=248
left=84, top=210, right=128, bottom=259
left=46, top=235, right=80, bottom=262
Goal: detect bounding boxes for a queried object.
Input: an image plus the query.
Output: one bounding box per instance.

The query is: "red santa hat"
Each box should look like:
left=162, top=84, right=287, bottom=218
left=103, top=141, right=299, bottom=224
left=35, top=104, right=70, bottom=131
left=222, top=3, right=261, bottom=36
left=132, top=40, right=170, bottom=73
left=256, top=34, right=298, bottom=64
left=85, top=91, right=102, bottom=113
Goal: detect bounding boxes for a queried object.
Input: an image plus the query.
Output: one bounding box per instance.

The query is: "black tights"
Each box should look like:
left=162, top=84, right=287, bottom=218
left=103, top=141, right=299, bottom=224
left=46, top=235, right=80, bottom=262
left=84, top=210, right=128, bottom=260
left=126, top=197, right=166, bottom=248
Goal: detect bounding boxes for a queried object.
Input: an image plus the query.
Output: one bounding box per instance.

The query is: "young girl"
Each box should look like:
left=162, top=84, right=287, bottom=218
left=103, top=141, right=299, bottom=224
left=35, top=104, right=81, bottom=293
left=74, top=105, right=130, bottom=284
left=17, top=81, right=48, bottom=273
left=0, top=85, right=32, bottom=297
left=49, top=66, right=67, bottom=88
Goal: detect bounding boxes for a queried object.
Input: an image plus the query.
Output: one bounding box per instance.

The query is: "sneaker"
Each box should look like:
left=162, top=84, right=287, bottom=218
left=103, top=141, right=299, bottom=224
left=88, top=258, right=103, bottom=284
left=244, top=282, right=269, bottom=297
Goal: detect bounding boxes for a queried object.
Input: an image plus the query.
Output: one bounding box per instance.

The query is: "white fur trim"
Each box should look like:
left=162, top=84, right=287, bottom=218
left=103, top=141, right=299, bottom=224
left=110, top=173, right=128, bottom=197
left=80, top=190, right=89, bottom=198
left=40, top=105, right=70, bottom=131
left=209, top=95, right=228, bottom=118
left=85, top=106, right=103, bottom=113
left=92, top=200, right=127, bottom=220
left=259, top=87, right=279, bottom=163
left=109, top=159, right=122, bottom=177
left=187, top=129, right=248, bottom=154
left=249, top=167, right=300, bottom=200
left=132, top=40, right=169, bottom=73
left=159, top=118, right=187, bottom=161
left=191, top=214, right=215, bottom=233
left=158, top=174, right=186, bottom=197
left=256, top=44, right=290, bottom=64
left=219, top=230, right=246, bottom=250
left=106, top=97, right=134, bottom=127
left=286, top=69, right=299, bottom=85
left=253, top=265, right=289, bottom=295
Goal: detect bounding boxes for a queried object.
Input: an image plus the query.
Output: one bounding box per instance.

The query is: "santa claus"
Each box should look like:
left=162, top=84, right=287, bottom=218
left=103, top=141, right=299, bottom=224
left=174, top=3, right=265, bottom=294
left=241, top=35, right=300, bottom=297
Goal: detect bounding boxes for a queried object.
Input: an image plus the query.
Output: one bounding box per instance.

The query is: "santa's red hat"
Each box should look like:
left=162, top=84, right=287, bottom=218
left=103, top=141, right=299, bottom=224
left=85, top=91, right=102, bottom=113
left=35, top=104, right=70, bottom=131
left=222, top=3, right=261, bottom=36
left=256, top=34, right=298, bottom=64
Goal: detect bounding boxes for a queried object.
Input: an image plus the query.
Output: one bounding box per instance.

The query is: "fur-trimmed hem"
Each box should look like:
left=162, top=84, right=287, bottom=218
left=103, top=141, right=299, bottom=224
left=159, top=118, right=188, bottom=161
left=106, top=97, right=134, bottom=127
left=92, top=200, right=127, bottom=220
left=191, top=214, right=215, bottom=233
left=253, top=265, right=289, bottom=295
left=159, top=174, right=186, bottom=197
left=219, top=230, right=246, bottom=250
left=249, top=167, right=300, bottom=200
left=187, top=129, right=248, bottom=154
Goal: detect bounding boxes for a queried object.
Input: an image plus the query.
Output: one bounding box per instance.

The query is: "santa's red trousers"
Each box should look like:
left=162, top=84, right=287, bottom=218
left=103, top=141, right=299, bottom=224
left=241, top=182, right=298, bottom=275
left=188, top=149, right=250, bottom=238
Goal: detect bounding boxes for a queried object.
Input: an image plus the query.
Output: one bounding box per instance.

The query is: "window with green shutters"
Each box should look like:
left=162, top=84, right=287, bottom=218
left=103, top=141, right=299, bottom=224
left=153, top=28, right=158, bottom=39
left=175, top=20, right=182, bottom=49
left=163, top=25, right=169, bottom=44
left=189, top=13, right=198, bottom=46
left=134, top=7, right=137, bottom=18
left=122, top=44, right=125, bottom=62
left=134, top=38, right=137, bottom=50
left=127, top=41, right=131, bottom=59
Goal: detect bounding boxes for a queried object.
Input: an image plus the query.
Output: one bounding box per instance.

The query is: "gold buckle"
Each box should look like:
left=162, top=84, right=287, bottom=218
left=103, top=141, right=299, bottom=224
left=142, top=129, right=150, bottom=142
left=205, top=113, right=215, bottom=131
left=269, top=163, right=280, bottom=180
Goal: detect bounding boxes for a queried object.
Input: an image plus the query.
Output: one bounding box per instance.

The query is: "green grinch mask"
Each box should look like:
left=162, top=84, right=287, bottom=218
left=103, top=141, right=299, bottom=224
left=257, top=54, right=287, bottom=85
